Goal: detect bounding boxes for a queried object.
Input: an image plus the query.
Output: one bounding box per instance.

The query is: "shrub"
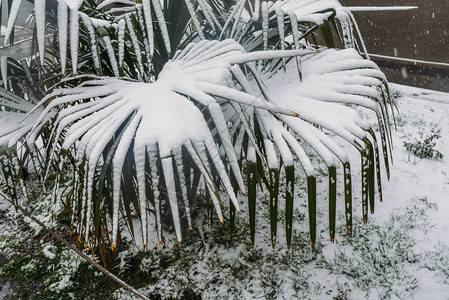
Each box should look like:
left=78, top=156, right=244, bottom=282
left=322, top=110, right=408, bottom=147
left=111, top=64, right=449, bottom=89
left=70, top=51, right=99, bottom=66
left=404, top=128, right=444, bottom=161
left=0, top=0, right=394, bottom=251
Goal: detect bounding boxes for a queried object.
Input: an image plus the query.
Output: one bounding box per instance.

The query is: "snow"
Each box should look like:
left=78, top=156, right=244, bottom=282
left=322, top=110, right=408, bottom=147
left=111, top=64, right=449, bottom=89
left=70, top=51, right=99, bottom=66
left=117, top=19, right=126, bottom=65
left=34, top=0, right=46, bottom=64
left=276, top=7, right=286, bottom=51
left=136, top=5, right=152, bottom=63
left=2, top=81, right=449, bottom=297
left=197, top=0, right=217, bottom=31
left=347, top=6, right=418, bottom=12
left=42, top=244, right=57, bottom=260
left=208, top=103, right=246, bottom=194
left=261, top=1, right=269, bottom=50
left=184, top=0, right=204, bottom=39
left=161, top=155, right=182, bottom=241
left=141, top=0, right=154, bottom=56
left=129, top=84, right=210, bottom=156
left=271, top=0, right=342, bottom=25
left=3, top=0, right=23, bottom=45
left=251, top=0, right=260, bottom=21
left=109, top=83, right=449, bottom=299
left=79, top=12, right=100, bottom=70
left=1, top=5, right=449, bottom=295
left=288, top=12, right=300, bottom=49
left=270, top=120, right=295, bottom=166
left=97, top=0, right=134, bottom=10
left=35, top=49, right=260, bottom=244
left=0, top=109, right=43, bottom=147
left=230, top=0, right=246, bottom=38
left=102, top=36, right=120, bottom=77
left=69, top=7, right=80, bottom=74
left=148, top=146, right=162, bottom=243
left=264, top=139, right=279, bottom=169
left=58, top=0, right=68, bottom=73
left=203, top=1, right=222, bottom=31
left=281, top=116, right=340, bottom=167
left=1, top=56, right=9, bottom=90
left=64, top=0, right=83, bottom=10
left=374, top=85, right=449, bottom=222
left=125, top=14, right=144, bottom=75
left=391, top=83, right=449, bottom=105
left=174, top=150, right=192, bottom=230
left=89, top=17, right=112, bottom=28
left=247, top=145, right=256, bottom=162
left=151, top=0, right=171, bottom=54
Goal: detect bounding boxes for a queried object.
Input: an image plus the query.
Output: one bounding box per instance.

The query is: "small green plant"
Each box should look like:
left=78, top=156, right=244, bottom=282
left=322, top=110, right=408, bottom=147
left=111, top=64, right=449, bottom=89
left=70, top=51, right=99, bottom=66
left=403, top=128, right=444, bottom=162
left=333, top=281, right=352, bottom=300
left=391, top=90, right=402, bottom=101
left=423, top=243, right=449, bottom=283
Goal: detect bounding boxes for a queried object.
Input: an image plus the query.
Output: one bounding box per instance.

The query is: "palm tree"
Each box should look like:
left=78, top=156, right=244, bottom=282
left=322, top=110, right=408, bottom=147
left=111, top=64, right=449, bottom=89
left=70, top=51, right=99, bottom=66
left=0, top=0, right=394, bottom=252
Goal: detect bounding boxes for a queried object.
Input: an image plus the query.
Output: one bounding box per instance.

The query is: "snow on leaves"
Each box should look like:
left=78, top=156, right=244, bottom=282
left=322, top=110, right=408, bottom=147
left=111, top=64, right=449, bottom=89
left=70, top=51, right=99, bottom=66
left=0, top=0, right=395, bottom=249
left=22, top=37, right=393, bottom=248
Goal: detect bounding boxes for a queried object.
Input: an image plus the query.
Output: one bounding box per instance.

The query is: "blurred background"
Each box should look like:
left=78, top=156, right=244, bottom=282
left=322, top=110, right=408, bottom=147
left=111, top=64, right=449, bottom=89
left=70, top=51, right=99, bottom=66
left=341, top=0, right=449, bottom=92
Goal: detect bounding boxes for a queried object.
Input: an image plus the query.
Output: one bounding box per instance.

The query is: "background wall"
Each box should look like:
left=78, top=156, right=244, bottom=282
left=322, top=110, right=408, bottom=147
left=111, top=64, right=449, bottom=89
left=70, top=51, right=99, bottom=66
left=340, top=0, right=449, bottom=91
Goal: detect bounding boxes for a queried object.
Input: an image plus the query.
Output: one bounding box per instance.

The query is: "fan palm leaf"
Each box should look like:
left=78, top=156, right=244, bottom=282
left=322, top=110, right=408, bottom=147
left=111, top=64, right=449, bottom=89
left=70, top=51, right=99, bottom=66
left=0, top=0, right=395, bottom=250
left=24, top=39, right=319, bottom=248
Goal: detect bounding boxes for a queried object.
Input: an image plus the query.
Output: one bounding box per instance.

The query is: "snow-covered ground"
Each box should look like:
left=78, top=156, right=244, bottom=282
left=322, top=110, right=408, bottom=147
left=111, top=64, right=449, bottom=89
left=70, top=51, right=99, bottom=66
left=1, top=83, right=448, bottom=299
left=317, top=83, right=449, bottom=299
left=100, top=83, right=449, bottom=299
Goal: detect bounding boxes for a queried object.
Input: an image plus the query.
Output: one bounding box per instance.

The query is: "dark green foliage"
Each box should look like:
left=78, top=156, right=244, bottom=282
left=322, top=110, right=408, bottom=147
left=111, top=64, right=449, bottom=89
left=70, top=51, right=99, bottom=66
left=404, top=128, right=444, bottom=161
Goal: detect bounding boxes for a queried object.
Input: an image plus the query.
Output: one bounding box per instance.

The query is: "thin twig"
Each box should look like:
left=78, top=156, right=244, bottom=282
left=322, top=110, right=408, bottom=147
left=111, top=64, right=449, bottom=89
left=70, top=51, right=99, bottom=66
left=0, top=191, right=150, bottom=300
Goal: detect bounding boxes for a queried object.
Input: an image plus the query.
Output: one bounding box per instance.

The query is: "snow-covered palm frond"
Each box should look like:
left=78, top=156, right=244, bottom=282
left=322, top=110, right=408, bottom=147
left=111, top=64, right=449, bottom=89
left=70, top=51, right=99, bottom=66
left=1, top=0, right=395, bottom=251
left=25, top=39, right=315, bottom=248
left=24, top=38, right=393, bottom=249
left=220, top=46, right=394, bottom=246
left=0, top=63, right=44, bottom=205
left=259, top=48, right=393, bottom=244
left=0, top=92, right=42, bottom=147
left=222, top=0, right=366, bottom=54
left=1, top=0, right=180, bottom=75
left=0, top=56, right=44, bottom=147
